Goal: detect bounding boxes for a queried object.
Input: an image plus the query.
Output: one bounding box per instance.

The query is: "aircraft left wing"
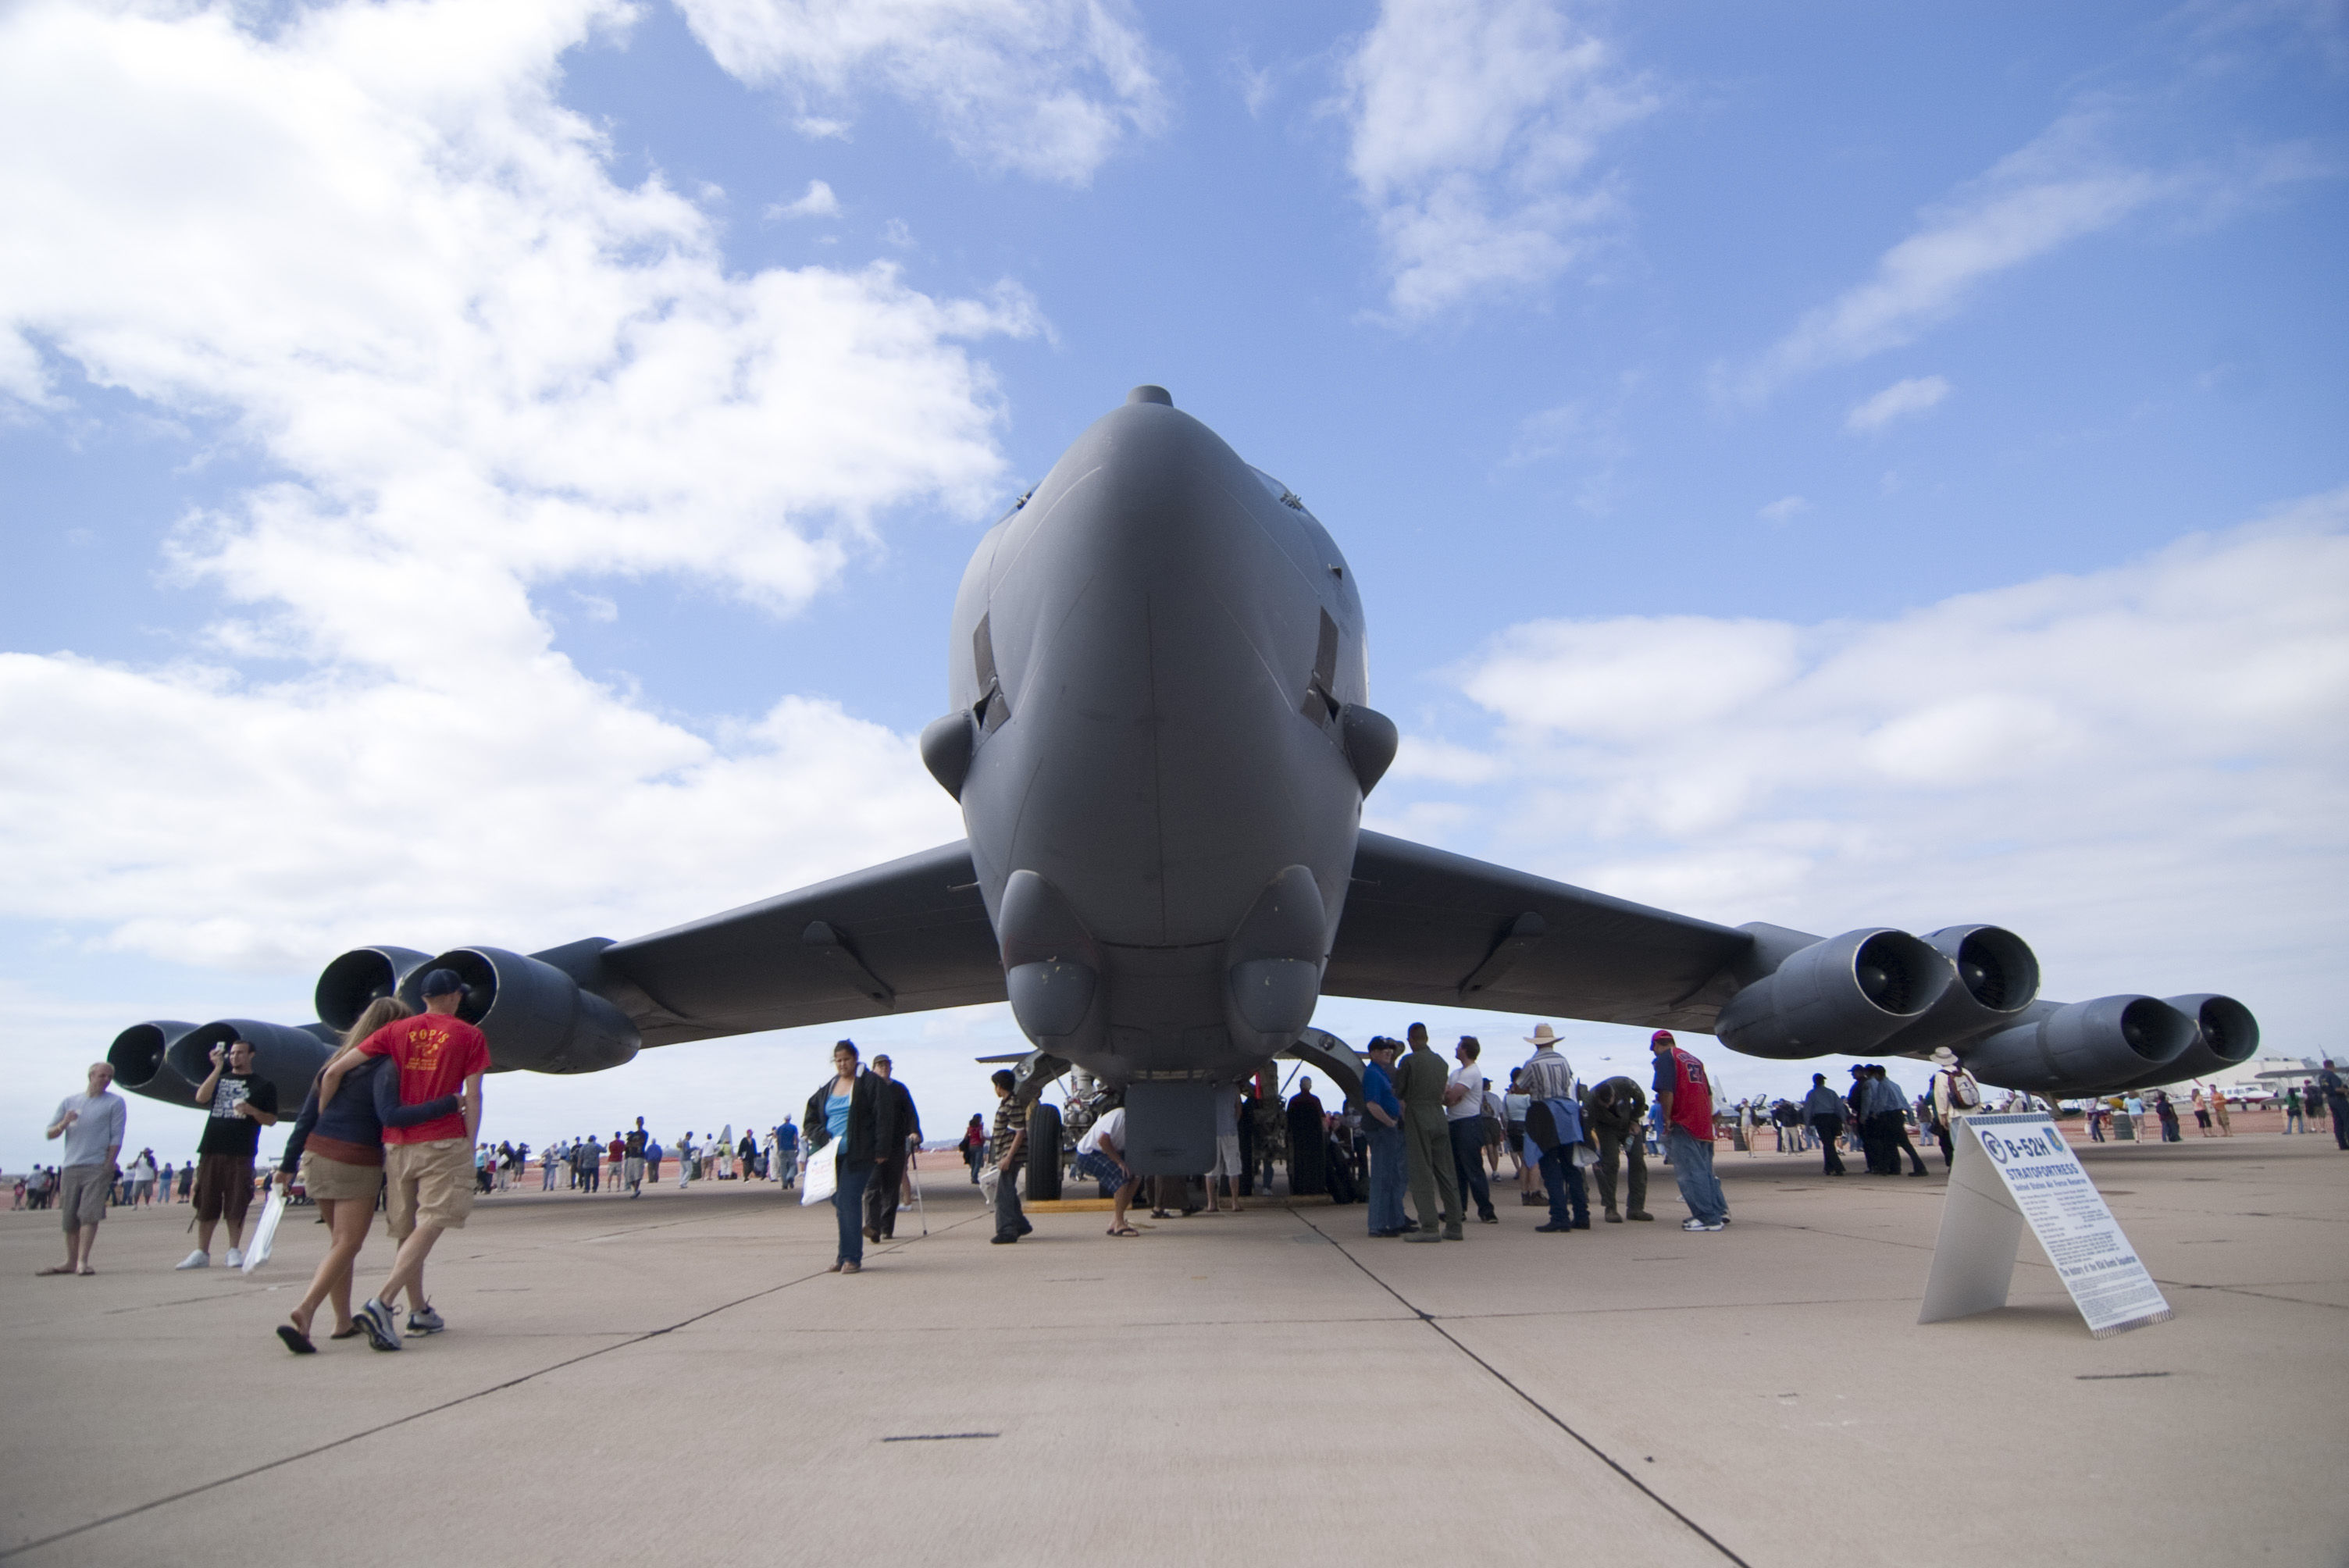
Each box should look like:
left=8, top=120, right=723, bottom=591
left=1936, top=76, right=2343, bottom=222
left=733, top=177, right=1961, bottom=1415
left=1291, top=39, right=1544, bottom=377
left=1322, top=830, right=1752, bottom=1031
left=601, top=840, right=1007, bottom=1047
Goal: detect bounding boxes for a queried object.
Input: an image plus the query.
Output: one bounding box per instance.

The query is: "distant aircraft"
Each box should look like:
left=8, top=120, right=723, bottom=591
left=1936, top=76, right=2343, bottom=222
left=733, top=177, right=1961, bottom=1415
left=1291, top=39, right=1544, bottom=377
left=106, top=387, right=2256, bottom=1175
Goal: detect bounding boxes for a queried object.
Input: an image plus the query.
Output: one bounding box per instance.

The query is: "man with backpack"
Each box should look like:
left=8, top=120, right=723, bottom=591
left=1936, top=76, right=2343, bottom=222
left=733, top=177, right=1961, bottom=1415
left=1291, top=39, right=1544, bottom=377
left=1928, top=1048, right=1985, bottom=1168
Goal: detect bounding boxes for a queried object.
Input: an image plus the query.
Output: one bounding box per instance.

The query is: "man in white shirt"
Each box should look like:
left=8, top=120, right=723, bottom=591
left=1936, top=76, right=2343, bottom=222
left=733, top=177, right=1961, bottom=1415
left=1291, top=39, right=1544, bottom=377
left=1443, top=1039, right=1499, bottom=1224
left=42, top=1063, right=127, bottom=1277
left=1078, top=1100, right=1139, bottom=1235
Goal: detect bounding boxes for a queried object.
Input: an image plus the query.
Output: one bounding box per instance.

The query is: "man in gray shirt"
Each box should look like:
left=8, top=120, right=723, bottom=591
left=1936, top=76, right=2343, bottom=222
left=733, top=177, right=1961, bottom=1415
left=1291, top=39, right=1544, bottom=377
left=42, top=1062, right=127, bottom=1276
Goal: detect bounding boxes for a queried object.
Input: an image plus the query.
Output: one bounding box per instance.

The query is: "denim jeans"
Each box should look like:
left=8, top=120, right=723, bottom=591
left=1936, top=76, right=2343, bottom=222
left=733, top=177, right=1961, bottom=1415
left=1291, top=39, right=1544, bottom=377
left=833, top=1162, right=872, bottom=1265
left=993, top=1160, right=1026, bottom=1239
left=1366, top=1124, right=1407, bottom=1233
left=1447, top=1116, right=1495, bottom=1220
left=1538, top=1145, right=1588, bottom=1227
left=1665, top=1125, right=1727, bottom=1224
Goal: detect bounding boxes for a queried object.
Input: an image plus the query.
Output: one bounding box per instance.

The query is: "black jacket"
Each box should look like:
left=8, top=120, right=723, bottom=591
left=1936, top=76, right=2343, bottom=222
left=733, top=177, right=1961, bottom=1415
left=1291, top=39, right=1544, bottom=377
left=804, top=1071, right=886, bottom=1172
left=871, top=1077, right=921, bottom=1157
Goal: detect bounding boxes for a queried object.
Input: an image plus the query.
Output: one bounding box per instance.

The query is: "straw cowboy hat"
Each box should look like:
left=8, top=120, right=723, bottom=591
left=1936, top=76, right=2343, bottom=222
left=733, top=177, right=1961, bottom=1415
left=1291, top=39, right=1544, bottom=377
left=1524, top=1023, right=1561, bottom=1046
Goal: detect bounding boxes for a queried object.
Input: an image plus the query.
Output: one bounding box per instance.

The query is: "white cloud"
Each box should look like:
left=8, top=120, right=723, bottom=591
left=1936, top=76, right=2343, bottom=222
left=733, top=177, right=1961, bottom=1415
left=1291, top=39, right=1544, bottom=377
left=1758, top=495, right=1811, bottom=524
left=0, top=0, right=1032, bottom=975
left=1846, top=374, right=1950, bottom=433
left=1341, top=0, right=1656, bottom=319
left=769, top=177, right=842, bottom=219
left=1723, top=114, right=2169, bottom=401
left=1417, top=495, right=2349, bottom=1061
left=675, top=0, right=1167, bottom=185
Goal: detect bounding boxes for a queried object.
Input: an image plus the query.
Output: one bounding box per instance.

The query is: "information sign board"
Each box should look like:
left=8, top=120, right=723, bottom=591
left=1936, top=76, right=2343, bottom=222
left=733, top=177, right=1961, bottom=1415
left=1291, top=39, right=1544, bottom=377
left=1919, top=1112, right=2172, bottom=1337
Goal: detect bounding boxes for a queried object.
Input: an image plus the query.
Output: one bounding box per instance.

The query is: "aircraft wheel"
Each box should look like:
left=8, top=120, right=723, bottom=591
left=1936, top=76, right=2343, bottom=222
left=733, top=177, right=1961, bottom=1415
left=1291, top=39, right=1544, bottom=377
left=1025, top=1102, right=1064, bottom=1201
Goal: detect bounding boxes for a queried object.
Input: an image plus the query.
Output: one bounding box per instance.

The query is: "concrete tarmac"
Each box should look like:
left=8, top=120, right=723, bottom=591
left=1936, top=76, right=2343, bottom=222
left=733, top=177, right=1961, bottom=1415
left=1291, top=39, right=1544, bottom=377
left=4, top=1137, right=2344, bottom=1566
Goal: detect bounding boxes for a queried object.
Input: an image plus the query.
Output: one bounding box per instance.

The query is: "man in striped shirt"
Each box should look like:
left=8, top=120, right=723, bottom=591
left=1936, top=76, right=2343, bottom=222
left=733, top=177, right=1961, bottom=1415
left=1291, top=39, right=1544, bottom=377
left=988, top=1071, right=1034, bottom=1245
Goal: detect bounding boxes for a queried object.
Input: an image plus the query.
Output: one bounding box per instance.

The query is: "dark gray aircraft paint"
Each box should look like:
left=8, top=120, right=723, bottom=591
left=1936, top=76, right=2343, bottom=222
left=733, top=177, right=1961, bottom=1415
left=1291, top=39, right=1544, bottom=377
left=106, top=389, right=2258, bottom=1171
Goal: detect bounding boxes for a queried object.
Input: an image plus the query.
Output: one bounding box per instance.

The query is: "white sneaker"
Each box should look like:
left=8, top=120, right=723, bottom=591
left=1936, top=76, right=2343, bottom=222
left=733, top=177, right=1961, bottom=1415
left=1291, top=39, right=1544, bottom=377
left=224, top=1247, right=244, bottom=1268
left=174, top=1249, right=210, bottom=1270
left=1681, top=1218, right=1725, bottom=1232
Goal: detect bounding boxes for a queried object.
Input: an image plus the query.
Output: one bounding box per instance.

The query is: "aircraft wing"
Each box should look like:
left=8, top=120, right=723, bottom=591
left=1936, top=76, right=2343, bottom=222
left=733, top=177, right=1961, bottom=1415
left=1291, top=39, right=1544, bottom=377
left=1321, top=831, right=1752, bottom=1032
left=600, top=841, right=1006, bottom=1048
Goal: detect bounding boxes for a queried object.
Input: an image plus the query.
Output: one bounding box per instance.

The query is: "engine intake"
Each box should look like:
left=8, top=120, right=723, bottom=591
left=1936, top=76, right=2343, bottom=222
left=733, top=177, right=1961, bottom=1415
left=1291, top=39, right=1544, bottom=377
left=163, top=1018, right=339, bottom=1097
left=315, top=946, right=437, bottom=1032
left=1877, top=925, right=2041, bottom=1056
left=2106, top=993, right=2260, bottom=1091
left=1959, top=995, right=2196, bottom=1094
left=1714, top=928, right=1954, bottom=1060
left=108, top=1021, right=202, bottom=1107
left=401, top=946, right=640, bottom=1074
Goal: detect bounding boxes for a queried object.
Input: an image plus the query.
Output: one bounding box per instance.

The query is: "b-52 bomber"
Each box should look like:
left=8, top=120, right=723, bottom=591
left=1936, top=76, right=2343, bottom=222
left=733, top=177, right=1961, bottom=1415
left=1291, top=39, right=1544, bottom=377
left=106, top=387, right=2256, bottom=1175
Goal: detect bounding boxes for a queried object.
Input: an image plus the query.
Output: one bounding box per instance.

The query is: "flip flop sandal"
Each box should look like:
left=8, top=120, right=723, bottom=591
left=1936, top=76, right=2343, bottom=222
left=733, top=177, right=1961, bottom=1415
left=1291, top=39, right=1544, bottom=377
left=276, top=1323, right=317, bottom=1356
left=329, top=1326, right=362, bottom=1341
left=35, top=1265, right=73, bottom=1276
left=1107, top=1226, right=1140, bottom=1237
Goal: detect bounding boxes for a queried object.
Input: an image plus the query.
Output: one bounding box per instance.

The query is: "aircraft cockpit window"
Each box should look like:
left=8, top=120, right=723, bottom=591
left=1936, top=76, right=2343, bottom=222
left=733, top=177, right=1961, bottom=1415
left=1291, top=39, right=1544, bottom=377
left=1246, top=465, right=1307, bottom=513
left=972, top=615, right=1010, bottom=733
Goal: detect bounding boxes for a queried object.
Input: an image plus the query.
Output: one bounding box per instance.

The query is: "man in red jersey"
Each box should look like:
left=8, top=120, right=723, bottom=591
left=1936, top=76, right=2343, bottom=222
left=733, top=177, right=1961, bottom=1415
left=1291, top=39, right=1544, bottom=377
left=1649, top=1030, right=1729, bottom=1232
left=318, top=968, right=489, bottom=1349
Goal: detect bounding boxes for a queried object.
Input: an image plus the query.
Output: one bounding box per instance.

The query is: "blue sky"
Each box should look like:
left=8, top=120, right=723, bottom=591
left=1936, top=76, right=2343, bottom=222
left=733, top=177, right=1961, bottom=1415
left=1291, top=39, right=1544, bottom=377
left=2, top=0, right=2343, bottom=1167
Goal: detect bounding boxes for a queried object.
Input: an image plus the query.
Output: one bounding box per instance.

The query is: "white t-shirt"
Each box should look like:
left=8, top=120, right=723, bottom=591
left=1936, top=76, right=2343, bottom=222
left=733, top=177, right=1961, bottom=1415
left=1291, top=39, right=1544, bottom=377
left=1077, top=1107, right=1126, bottom=1156
left=1445, top=1064, right=1484, bottom=1121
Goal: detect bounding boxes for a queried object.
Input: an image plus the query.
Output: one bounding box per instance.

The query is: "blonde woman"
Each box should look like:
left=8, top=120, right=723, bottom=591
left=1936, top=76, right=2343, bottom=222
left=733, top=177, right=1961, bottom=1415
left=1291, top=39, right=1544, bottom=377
left=271, top=997, right=461, bottom=1353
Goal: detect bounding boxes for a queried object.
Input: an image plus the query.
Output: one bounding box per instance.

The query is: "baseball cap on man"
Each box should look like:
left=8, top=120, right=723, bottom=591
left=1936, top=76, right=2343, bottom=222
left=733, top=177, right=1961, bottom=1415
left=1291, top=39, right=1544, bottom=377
left=420, top=968, right=465, bottom=997
left=1649, top=1030, right=1675, bottom=1047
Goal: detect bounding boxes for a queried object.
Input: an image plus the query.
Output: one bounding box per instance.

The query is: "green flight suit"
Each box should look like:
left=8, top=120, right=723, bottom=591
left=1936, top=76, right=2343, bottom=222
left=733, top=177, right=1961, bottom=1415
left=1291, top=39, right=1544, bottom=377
left=1394, top=1044, right=1463, bottom=1233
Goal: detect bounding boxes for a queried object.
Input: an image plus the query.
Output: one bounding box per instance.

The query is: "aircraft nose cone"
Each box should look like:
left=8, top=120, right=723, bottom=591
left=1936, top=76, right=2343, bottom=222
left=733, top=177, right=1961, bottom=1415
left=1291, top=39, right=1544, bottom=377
left=1127, top=384, right=1172, bottom=405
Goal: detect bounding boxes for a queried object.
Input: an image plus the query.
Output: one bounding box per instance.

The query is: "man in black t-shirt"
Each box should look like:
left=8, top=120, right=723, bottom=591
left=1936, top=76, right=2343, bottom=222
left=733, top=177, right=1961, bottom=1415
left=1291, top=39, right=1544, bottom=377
left=624, top=1119, right=648, bottom=1197
left=179, top=1037, right=279, bottom=1270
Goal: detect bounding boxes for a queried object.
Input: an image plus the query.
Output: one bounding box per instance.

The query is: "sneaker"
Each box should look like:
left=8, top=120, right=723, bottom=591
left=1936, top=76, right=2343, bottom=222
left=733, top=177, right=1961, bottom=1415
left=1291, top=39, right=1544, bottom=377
left=1603, top=1210, right=1623, bottom=1223
left=1627, top=1210, right=1655, bottom=1221
left=358, top=1297, right=402, bottom=1352
left=1403, top=1231, right=1442, bottom=1242
left=1442, top=1224, right=1463, bottom=1241
left=223, top=1248, right=244, bottom=1269
left=405, top=1305, right=446, bottom=1335
left=1535, top=1222, right=1573, bottom=1233
left=174, top=1250, right=210, bottom=1270
left=1681, top=1218, right=1725, bottom=1232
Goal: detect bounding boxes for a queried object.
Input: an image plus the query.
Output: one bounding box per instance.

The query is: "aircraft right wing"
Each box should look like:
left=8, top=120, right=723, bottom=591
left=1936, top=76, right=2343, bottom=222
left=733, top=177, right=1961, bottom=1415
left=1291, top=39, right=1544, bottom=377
left=601, top=840, right=1007, bottom=1047
left=1321, top=830, right=1754, bottom=1032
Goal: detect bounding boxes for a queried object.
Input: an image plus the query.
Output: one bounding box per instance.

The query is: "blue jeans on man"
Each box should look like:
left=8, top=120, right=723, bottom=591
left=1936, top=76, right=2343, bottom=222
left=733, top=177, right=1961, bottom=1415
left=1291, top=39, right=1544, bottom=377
left=1367, top=1123, right=1408, bottom=1235
left=832, top=1162, right=872, bottom=1266
left=1665, top=1125, right=1728, bottom=1225
left=1538, top=1143, right=1588, bottom=1229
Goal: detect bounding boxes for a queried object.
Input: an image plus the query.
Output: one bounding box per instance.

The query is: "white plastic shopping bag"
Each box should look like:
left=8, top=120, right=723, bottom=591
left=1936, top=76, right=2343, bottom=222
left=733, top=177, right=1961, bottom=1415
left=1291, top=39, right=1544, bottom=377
left=242, top=1187, right=286, bottom=1272
left=800, top=1139, right=839, bottom=1206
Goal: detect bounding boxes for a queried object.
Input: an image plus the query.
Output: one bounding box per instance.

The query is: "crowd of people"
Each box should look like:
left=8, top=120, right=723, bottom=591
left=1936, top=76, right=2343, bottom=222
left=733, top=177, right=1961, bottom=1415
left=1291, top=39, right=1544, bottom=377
left=26, top=1013, right=2349, bottom=1316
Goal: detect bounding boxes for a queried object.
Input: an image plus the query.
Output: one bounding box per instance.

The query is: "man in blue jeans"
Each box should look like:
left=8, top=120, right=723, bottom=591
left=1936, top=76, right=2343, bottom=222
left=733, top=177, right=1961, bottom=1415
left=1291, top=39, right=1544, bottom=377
left=1360, top=1039, right=1409, bottom=1236
left=1651, top=1031, right=1728, bottom=1231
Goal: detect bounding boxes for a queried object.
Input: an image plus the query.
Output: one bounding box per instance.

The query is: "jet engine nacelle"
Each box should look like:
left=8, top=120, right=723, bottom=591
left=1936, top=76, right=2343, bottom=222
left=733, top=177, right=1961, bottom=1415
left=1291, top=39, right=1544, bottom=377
left=1715, top=928, right=1954, bottom=1060
left=401, top=946, right=640, bottom=1074
left=315, top=945, right=437, bottom=1032
left=1876, top=925, right=2042, bottom=1055
left=108, top=1021, right=204, bottom=1107
left=2104, top=993, right=2260, bottom=1091
left=1959, top=995, right=2197, bottom=1093
left=162, top=1018, right=339, bottom=1097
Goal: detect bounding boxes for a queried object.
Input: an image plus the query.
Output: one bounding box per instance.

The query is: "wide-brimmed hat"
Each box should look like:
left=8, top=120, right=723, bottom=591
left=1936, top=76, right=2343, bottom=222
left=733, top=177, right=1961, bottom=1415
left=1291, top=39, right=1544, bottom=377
left=1930, top=1046, right=1960, bottom=1066
left=1524, top=1023, right=1560, bottom=1046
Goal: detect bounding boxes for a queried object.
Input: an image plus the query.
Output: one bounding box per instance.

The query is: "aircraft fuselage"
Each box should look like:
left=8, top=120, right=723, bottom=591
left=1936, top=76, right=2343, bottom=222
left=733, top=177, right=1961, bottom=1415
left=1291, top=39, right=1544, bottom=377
left=939, top=387, right=1375, bottom=1089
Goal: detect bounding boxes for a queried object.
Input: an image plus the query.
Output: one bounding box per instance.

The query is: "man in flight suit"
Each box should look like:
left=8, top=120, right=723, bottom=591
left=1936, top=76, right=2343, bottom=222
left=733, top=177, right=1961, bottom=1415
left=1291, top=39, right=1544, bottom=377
left=1395, top=1023, right=1463, bottom=1242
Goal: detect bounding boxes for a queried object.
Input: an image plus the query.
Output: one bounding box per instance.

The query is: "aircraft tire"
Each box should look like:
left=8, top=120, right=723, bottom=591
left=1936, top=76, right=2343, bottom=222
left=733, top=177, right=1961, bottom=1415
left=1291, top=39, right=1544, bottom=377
left=1025, top=1103, right=1064, bottom=1202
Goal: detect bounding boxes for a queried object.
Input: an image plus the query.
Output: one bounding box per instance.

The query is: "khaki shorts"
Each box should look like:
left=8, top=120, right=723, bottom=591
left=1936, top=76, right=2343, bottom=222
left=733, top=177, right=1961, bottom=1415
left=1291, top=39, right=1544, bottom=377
left=59, top=1164, right=110, bottom=1231
left=194, top=1153, right=256, bottom=1226
left=301, top=1151, right=385, bottom=1205
left=384, top=1139, right=475, bottom=1240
